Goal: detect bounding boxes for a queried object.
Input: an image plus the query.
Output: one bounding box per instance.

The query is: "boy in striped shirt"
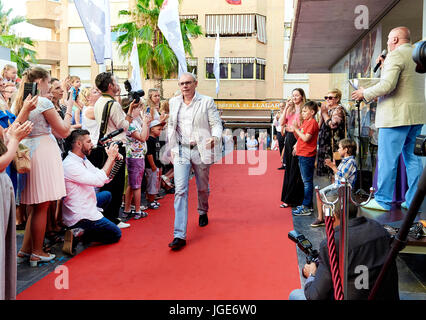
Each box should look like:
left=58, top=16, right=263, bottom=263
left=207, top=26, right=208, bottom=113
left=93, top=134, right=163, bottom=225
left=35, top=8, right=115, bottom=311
left=311, top=139, right=357, bottom=227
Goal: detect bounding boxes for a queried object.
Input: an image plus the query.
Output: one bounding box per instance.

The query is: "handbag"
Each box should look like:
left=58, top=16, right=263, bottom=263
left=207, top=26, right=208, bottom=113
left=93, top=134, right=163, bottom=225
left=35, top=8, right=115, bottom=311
left=14, top=143, right=31, bottom=174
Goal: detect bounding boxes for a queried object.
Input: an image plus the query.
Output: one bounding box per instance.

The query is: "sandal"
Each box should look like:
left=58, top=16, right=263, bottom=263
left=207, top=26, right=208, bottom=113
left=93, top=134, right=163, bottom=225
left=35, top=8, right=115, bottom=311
left=148, top=202, right=159, bottom=209
left=161, top=175, right=173, bottom=188
left=17, top=250, right=31, bottom=264
left=280, top=203, right=289, bottom=208
left=134, top=211, right=148, bottom=220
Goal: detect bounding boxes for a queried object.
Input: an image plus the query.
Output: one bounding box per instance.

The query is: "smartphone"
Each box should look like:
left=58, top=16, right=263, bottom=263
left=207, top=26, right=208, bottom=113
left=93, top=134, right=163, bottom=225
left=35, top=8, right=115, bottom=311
left=23, top=82, right=38, bottom=100
left=146, top=106, right=150, bottom=114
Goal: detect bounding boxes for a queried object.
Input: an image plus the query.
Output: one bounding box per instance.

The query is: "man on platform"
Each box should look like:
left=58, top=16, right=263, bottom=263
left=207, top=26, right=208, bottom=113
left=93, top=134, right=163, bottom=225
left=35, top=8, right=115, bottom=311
left=289, top=206, right=399, bottom=300
left=352, top=26, right=426, bottom=211
left=167, top=72, right=223, bottom=250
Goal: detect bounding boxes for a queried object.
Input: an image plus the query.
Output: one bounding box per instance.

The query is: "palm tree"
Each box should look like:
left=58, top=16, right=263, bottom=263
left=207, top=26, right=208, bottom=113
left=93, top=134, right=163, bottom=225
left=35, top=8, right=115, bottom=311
left=0, top=1, right=37, bottom=76
left=113, top=0, right=202, bottom=96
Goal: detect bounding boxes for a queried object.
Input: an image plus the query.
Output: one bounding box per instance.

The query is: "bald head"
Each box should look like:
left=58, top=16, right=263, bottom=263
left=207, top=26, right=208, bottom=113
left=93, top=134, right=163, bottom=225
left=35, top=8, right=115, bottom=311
left=387, top=27, right=411, bottom=51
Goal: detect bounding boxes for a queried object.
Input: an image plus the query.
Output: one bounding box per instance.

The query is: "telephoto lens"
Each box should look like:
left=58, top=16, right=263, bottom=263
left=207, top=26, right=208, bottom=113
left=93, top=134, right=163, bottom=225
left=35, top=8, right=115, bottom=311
left=413, top=40, right=426, bottom=73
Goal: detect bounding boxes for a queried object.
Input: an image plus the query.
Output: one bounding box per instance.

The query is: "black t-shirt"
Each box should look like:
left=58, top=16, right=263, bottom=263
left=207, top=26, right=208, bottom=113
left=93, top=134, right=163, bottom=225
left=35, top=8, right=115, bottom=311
left=145, top=136, right=161, bottom=170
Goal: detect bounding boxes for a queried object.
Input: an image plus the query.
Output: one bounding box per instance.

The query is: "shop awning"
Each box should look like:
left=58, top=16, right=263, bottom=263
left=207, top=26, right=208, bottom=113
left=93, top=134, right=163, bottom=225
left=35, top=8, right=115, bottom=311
left=287, top=0, right=400, bottom=73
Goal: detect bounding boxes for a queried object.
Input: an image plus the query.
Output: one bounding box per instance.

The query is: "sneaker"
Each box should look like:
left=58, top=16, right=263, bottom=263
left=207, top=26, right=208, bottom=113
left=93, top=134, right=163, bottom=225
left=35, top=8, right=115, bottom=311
left=292, top=205, right=313, bottom=216
left=140, top=204, right=148, bottom=211
left=117, top=221, right=131, bottom=229
left=134, top=211, right=148, bottom=220
left=310, top=219, right=325, bottom=227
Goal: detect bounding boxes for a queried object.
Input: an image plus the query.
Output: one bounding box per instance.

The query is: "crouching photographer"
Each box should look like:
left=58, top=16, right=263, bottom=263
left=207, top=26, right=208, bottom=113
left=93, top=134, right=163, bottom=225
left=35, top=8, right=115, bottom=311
left=62, top=129, right=122, bottom=255
left=289, top=204, right=399, bottom=300
left=90, top=72, right=141, bottom=228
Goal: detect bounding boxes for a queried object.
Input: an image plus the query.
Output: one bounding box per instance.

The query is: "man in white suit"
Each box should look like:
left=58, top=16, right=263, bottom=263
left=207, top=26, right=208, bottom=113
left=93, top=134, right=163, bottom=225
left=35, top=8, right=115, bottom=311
left=167, top=72, right=223, bottom=250
left=352, top=27, right=426, bottom=211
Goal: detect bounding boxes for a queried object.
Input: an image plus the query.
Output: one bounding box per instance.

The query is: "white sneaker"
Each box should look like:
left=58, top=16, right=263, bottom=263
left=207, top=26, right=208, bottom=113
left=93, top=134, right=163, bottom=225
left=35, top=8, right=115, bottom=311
left=117, top=221, right=131, bottom=229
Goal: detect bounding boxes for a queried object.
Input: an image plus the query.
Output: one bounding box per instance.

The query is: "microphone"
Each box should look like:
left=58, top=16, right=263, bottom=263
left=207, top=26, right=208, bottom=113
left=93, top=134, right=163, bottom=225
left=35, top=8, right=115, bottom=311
left=373, top=49, right=387, bottom=73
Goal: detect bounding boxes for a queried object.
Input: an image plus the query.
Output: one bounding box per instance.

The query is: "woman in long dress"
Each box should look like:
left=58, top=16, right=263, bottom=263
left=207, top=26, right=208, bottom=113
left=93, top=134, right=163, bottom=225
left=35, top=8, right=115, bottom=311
left=0, top=121, right=33, bottom=300
left=280, top=88, right=306, bottom=208
left=316, top=89, right=347, bottom=178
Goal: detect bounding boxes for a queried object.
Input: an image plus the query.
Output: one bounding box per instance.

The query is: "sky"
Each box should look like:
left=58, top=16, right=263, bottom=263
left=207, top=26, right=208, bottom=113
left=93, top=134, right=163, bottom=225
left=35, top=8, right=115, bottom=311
left=3, top=0, right=51, bottom=40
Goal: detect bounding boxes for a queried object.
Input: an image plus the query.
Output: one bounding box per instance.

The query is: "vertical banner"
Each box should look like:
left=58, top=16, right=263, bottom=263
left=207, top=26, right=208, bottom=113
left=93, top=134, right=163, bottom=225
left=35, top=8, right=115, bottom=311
left=213, top=30, right=220, bottom=95
left=158, top=0, right=187, bottom=77
left=130, top=38, right=142, bottom=91
left=74, top=0, right=111, bottom=65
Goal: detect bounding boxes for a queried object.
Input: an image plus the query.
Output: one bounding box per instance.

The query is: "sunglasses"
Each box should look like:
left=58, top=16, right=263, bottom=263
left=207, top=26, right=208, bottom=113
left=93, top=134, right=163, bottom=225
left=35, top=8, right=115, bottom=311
left=324, top=96, right=336, bottom=100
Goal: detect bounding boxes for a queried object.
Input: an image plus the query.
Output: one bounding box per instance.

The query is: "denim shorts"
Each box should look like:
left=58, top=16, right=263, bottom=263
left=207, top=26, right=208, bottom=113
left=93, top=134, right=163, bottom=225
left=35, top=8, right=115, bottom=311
left=126, top=157, right=145, bottom=190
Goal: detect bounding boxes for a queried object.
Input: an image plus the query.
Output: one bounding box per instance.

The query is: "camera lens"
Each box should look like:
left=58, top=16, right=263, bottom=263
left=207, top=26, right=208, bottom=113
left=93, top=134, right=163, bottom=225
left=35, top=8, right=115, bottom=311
left=413, top=40, right=426, bottom=73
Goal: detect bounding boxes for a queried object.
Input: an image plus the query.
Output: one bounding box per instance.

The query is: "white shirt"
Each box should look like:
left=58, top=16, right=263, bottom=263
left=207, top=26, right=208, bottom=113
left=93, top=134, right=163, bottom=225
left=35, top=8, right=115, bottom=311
left=94, top=95, right=129, bottom=144
left=62, top=152, right=110, bottom=227
left=176, top=99, right=196, bottom=145
left=82, top=106, right=99, bottom=145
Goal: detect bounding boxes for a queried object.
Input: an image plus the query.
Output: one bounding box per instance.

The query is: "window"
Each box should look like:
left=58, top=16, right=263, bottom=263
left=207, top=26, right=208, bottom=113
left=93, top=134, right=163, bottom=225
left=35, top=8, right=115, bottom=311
left=205, top=58, right=265, bottom=80
left=256, top=64, right=265, bottom=80
left=243, top=63, right=254, bottom=79
left=231, top=63, right=242, bottom=79
left=205, top=14, right=267, bottom=43
left=69, top=28, right=88, bottom=42
left=166, top=58, right=198, bottom=80
left=206, top=63, right=228, bottom=79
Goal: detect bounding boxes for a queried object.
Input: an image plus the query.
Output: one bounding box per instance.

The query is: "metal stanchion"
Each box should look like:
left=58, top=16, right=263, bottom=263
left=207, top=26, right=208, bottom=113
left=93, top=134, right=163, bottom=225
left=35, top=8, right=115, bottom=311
left=316, top=180, right=374, bottom=300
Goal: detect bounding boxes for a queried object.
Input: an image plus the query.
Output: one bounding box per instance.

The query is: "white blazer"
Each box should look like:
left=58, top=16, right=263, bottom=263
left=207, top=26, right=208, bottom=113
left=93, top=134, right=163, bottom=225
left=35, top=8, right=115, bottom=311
left=168, top=92, right=223, bottom=164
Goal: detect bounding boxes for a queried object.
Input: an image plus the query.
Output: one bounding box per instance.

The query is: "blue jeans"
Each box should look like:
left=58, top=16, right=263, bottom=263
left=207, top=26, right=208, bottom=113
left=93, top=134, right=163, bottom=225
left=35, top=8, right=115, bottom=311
left=376, top=125, right=423, bottom=209
left=96, top=190, right=112, bottom=209
left=173, top=147, right=210, bottom=240
left=298, top=156, right=316, bottom=208
left=289, top=288, right=307, bottom=300
left=73, top=217, right=121, bottom=245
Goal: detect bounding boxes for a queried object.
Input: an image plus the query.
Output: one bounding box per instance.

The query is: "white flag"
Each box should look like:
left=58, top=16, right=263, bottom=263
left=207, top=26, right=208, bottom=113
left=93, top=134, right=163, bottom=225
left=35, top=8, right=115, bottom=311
left=213, top=30, right=220, bottom=95
left=103, top=0, right=112, bottom=61
left=158, top=0, right=187, bottom=77
left=130, top=38, right=142, bottom=91
left=74, top=0, right=111, bottom=64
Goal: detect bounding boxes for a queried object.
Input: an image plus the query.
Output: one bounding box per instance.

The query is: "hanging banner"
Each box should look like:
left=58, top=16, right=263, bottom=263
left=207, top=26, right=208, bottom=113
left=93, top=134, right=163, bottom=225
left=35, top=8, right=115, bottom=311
left=158, top=0, right=188, bottom=77
left=216, top=100, right=282, bottom=110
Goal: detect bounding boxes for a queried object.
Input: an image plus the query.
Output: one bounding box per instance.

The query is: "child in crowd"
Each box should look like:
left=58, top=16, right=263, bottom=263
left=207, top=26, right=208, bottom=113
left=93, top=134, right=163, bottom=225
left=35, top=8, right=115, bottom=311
left=70, top=76, right=83, bottom=127
left=271, top=134, right=279, bottom=151
left=311, top=139, right=357, bottom=227
left=2, top=64, right=18, bottom=84
left=145, top=119, right=163, bottom=209
left=291, top=101, right=320, bottom=216
left=123, top=102, right=151, bottom=220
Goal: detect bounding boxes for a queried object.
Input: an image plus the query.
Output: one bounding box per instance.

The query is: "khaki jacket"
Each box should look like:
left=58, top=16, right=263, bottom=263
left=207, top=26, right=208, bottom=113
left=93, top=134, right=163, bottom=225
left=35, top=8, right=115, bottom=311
left=364, top=43, right=426, bottom=128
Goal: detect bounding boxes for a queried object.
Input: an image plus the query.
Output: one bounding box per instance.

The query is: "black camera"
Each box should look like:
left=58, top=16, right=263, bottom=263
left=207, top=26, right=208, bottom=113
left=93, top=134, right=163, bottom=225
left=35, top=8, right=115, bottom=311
left=124, top=80, right=145, bottom=104
left=413, top=40, right=426, bottom=73
left=97, top=128, right=124, bottom=148
left=288, top=230, right=319, bottom=265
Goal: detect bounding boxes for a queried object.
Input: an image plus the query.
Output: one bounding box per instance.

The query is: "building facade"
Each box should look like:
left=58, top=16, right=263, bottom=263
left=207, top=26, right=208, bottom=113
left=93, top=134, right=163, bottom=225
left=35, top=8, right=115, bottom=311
left=25, top=0, right=330, bottom=131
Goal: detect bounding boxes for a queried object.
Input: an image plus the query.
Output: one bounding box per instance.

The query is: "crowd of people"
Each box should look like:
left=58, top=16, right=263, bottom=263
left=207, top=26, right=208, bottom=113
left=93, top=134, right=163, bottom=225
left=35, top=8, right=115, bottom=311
left=0, top=65, right=180, bottom=299
left=0, top=25, right=424, bottom=301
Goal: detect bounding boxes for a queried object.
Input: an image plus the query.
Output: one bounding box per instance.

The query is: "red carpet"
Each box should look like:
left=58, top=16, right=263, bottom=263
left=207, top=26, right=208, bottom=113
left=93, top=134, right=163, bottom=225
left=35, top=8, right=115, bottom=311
left=18, top=150, right=299, bottom=300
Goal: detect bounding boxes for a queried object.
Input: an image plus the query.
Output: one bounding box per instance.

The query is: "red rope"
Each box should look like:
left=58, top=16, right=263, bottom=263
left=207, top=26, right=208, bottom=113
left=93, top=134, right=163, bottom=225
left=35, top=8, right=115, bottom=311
left=325, top=215, right=344, bottom=300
